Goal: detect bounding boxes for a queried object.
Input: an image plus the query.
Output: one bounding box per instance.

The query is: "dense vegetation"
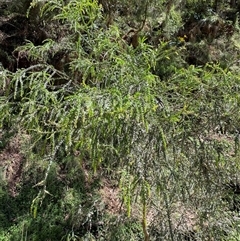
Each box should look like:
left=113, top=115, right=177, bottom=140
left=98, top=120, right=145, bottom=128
left=1, top=0, right=240, bottom=240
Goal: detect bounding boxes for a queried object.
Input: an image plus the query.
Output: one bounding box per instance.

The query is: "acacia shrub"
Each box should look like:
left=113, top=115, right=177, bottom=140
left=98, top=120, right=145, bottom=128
left=0, top=0, right=240, bottom=240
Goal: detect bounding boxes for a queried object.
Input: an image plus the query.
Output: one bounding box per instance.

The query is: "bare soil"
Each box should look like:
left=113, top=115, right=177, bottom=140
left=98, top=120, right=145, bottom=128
left=0, top=132, right=24, bottom=196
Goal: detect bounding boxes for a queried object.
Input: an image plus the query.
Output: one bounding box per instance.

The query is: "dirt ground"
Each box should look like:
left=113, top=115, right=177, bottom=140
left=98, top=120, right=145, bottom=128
left=0, top=132, right=24, bottom=196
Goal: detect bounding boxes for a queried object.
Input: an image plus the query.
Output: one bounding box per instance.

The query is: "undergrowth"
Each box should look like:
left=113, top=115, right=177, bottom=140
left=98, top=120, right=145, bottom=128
left=1, top=0, right=240, bottom=240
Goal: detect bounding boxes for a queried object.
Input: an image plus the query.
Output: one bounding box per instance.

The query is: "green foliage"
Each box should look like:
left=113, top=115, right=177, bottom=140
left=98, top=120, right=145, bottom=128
left=163, top=4, right=183, bottom=39
left=1, top=0, right=240, bottom=240
left=106, top=218, right=143, bottom=241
